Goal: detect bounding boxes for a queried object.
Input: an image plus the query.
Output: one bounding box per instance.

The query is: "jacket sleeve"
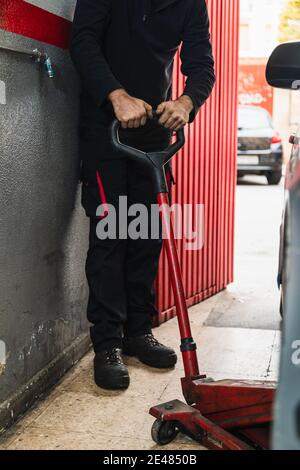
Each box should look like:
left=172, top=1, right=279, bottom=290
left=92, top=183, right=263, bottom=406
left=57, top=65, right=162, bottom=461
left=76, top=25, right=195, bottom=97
left=180, top=0, right=216, bottom=122
left=70, top=0, right=123, bottom=106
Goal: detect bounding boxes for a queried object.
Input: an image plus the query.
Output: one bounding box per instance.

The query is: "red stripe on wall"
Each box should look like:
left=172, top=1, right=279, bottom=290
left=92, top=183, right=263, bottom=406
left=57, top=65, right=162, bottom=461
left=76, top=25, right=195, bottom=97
left=0, top=0, right=71, bottom=49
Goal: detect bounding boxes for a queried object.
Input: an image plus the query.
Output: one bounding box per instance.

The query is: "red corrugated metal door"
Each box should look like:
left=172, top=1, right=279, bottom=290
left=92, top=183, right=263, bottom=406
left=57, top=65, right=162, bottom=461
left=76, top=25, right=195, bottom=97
left=156, top=0, right=239, bottom=324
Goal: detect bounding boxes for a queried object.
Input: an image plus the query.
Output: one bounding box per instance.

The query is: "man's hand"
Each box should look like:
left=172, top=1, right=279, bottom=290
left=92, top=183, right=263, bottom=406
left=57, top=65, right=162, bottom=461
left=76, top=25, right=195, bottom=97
left=157, top=96, right=194, bottom=131
left=108, top=89, right=153, bottom=129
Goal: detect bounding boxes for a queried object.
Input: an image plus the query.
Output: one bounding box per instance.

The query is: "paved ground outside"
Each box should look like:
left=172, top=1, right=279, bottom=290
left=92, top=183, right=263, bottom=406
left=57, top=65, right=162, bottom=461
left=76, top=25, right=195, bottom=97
left=0, top=175, right=283, bottom=450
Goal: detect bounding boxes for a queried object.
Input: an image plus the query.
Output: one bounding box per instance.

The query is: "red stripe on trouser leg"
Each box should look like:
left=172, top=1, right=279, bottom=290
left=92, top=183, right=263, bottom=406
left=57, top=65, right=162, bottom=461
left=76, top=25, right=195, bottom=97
left=96, top=170, right=109, bottom=220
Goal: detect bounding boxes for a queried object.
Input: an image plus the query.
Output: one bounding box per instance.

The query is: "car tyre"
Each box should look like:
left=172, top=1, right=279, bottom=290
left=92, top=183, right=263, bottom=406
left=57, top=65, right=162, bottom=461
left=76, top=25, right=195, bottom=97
left=267, top=171, right=282, bottom=185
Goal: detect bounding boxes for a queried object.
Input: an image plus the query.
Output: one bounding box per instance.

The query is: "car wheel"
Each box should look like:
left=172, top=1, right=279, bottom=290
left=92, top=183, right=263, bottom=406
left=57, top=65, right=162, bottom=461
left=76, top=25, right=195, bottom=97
left=267, top=171, right=282, bottom=185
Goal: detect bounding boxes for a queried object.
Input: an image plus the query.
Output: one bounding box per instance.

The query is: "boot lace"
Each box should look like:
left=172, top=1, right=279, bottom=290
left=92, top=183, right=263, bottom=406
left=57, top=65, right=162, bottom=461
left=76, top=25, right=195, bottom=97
left=144, top=334, right=162, bottom=348
left=105, top=348, right=123, bottom=365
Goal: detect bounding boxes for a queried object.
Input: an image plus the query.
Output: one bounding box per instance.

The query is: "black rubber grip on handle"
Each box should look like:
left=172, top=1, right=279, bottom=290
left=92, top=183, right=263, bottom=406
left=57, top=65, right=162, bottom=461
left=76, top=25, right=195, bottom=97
left=110, top=119, right=185, bottom=163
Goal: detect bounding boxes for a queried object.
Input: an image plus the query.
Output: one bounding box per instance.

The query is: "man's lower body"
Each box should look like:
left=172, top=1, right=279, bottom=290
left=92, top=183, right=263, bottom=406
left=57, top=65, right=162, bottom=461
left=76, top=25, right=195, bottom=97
left=82, top=153, right=177, bottom=389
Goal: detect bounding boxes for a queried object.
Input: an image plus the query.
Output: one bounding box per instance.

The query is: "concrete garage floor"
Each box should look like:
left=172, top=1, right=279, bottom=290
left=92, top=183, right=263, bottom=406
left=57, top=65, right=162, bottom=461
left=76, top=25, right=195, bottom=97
left=0, top=175, right=283, bottom=450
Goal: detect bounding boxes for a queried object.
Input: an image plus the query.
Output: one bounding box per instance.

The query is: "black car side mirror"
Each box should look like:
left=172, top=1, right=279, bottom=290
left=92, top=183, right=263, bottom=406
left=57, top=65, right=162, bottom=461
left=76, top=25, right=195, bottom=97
left=266, top=41, right=300, bottom=90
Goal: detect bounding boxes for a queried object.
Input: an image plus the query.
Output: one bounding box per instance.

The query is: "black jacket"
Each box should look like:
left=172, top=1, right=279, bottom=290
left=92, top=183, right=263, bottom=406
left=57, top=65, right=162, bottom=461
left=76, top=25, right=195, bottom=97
left=70, top=0, right=215, bottom=154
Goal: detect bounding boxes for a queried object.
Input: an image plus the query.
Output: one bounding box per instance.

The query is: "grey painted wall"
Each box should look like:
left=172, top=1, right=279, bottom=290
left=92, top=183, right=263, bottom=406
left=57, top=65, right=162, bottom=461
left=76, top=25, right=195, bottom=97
left=0, top=29, right=90, bottom=428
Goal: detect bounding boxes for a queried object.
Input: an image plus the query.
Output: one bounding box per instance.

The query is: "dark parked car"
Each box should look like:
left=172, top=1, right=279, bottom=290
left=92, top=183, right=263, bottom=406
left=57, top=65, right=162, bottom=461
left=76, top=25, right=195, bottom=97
left=266, top=41, right=300, bottom=450
left=238, top=105, right=283, bottom=185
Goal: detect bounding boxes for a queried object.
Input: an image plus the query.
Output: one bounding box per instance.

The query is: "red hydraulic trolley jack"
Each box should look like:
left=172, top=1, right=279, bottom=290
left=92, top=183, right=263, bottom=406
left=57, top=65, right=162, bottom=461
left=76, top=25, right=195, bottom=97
left=111, top=119, right=276, bottom=451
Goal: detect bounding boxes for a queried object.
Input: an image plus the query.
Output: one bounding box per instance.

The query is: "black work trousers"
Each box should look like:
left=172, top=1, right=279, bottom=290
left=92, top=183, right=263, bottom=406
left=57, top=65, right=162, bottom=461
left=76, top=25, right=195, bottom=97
left=83, top=156, right=163, bottom=352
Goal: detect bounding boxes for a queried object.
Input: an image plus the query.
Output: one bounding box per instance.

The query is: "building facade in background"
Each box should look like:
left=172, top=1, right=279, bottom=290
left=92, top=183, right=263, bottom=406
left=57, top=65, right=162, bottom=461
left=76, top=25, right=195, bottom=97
left=239, top=0, right=284, bottom=114
left=240, top=0, right=283, bottom=59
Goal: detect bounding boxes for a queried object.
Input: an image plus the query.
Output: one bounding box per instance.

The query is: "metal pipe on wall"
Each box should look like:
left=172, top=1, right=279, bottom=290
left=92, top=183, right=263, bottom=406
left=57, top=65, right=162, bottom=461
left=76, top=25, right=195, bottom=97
left=0, top=44, right=54, bottom=77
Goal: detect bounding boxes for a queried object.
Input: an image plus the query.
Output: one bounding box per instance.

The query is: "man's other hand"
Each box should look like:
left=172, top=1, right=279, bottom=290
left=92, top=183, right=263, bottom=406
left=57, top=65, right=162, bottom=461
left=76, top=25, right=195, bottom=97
left=157, top=96, right=194, bottom=131
left=109, top=89, right=153, bottom=129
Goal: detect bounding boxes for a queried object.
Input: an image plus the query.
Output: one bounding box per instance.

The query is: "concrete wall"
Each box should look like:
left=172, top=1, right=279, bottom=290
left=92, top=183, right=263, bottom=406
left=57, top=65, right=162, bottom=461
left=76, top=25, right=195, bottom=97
left=0, top=25, right=90, bottom=431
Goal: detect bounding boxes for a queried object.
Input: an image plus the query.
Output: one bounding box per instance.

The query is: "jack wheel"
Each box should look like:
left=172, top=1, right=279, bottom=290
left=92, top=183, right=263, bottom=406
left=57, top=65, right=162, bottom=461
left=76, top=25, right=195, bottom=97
left=151, top=419, right=179, bottom=446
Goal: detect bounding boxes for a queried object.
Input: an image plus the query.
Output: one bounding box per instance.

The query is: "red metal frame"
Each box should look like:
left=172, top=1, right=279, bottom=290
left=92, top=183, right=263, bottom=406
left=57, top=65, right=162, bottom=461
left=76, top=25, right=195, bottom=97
left=150, top=190, right=276, bottom=450
left=155, top=0, right=240, bottom=325
left=158, top=193, right=200, bottom=379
